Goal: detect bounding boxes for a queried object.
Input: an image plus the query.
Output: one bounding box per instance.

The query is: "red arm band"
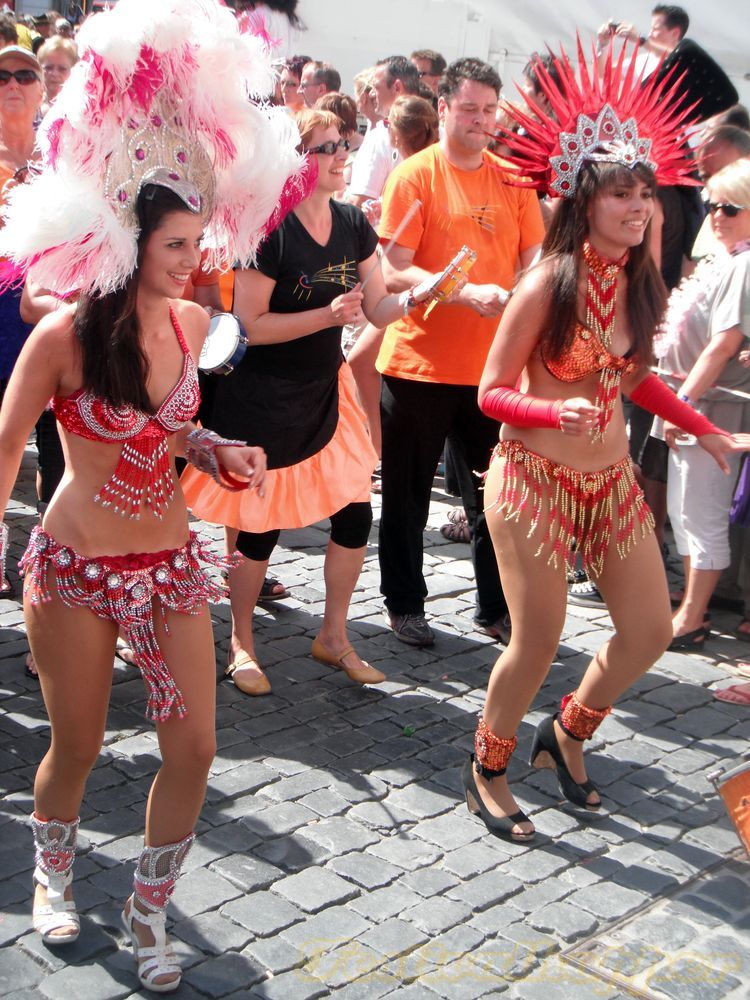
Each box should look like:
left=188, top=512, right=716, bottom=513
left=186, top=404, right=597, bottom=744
left=629, top=375, right=725, bottom=437
left=480, top=386, right=562, bottom=429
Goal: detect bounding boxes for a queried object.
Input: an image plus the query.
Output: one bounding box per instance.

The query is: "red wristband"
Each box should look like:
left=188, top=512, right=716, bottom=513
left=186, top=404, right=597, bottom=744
left=629, top=375, right=725, bottom=437
left=480, top=386, right=562, bottom=429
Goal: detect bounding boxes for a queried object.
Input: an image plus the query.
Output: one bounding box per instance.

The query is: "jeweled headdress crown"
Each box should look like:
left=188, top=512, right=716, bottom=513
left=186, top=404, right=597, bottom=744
left=0, top=0, right=315, bottom=296
left=499, top=39, right=698, bottom=198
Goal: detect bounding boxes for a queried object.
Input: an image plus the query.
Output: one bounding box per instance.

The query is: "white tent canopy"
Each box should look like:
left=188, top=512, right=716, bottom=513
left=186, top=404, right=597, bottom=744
left=296, top=0, right=749, bottom=110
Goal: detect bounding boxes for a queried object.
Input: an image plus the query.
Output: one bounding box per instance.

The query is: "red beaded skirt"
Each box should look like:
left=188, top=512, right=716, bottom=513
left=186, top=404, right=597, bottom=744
left=21, top=527, right=234, bottom=722
left=487, top=439, right=654, bottom=578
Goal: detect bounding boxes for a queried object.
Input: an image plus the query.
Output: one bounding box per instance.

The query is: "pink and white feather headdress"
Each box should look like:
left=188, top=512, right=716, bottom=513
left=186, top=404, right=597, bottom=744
left=0, top=0, right=314, bottom=296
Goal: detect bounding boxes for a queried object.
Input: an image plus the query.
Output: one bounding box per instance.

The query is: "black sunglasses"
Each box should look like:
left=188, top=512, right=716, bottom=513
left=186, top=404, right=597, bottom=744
left=0, top=68, right=40, bottom=86
left=306, top=138, right=350, bottom=155
left=707, top=201, right=744, bottom=218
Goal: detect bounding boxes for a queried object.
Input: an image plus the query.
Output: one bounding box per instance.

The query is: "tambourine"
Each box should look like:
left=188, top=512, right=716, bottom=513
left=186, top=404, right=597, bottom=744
left=414, top=245, right=480, bottom=319
left=198, top=313, right=248, bottom=375
left=710, top=758, right=750, bottom=856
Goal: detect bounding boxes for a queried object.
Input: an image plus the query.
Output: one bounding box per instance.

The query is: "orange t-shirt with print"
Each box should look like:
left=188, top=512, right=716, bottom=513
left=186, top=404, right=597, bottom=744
left=376, top=144, right=544, bottom=386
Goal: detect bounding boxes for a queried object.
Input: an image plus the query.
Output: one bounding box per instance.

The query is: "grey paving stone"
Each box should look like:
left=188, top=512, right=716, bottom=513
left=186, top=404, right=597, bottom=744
left=39, top=964, right=133, bottom=1000
left=441, top=841, right=511, bottom=878
left=171, top=910, right=253, bottom=954
left=598, top=940, right=669, bottom=976
left=298, top=787, right=351, bottom=818
left=240, top=801, right=319, bottom=838
left=402, top=897, right=472, bottom=936
left=242, top=935, right=306, bottom=975
left=328, top=852, right=403, bottom=889
left=646, top=957, right=742, bottom=1000
left=255, top=834, right=332, bottom=873
left=210, top=853, right=284, bottom=892
left=697, top=874, right=750, bottom=913
left=419, top=957, right=506, bottom=998
left=529, top=901, right=599, bottom=943
left=386, top=782, right=456, bottom=819
left=499, top=924, right=559, bottom=959
left=184, top=951, right=267, bottom=996
left=360, top=917, right=429, bottom=960
left=348, top=801, right=415, bottom=831
left=0, top=945, right=46, bottom=993
left=250, top=969, right=329, bottom=999
left=566, top=881, right=647, bottom=921
left=401, top=867, right=460, bottom=897
left=261, top=768, right=331, bottom=803
left=297, top=816, right=379, bottom=855
left=175, top=866, right=243, bottom=917
left=410, top=811, right=483, bottom=852
left=334, top=971, right=402, bottom=1000
left=282, top=905, right=372, bottom=959
left=273, top=867, right=360, bottom=913
left=309, top=941, right=385, bottom=989
left=222, top=890, right=305, bottom=937
left=446, top=870, right=523, bottom=911
left=205, top=763, right=278, bottom=802
left=350, top=883, right=424, bottom=922
left=367, top=836, right=442, bottom=870
left=469, top=936, right=539, bottom=981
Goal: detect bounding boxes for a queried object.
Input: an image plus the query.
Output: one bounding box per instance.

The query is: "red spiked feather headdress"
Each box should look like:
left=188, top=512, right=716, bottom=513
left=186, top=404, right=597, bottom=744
left=499, top=39, right=699, bottom=198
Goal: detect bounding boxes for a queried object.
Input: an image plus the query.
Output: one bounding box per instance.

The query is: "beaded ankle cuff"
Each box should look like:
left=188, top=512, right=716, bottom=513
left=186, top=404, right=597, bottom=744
left=30, top=814, right=79, bottom=882
left=474, top=718, right=517, bottom=778
left=133, top=833, right=194, bottom=914
left=558, top=691, right=611, bottom=742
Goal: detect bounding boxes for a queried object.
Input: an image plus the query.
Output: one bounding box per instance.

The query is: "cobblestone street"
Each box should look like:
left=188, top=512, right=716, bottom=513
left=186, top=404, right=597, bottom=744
left=1, top=444, right=749, bottom=999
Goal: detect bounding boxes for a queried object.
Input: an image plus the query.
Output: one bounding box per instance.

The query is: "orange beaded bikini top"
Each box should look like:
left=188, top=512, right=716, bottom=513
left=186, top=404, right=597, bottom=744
left=541, top=324, right=638, bottom=383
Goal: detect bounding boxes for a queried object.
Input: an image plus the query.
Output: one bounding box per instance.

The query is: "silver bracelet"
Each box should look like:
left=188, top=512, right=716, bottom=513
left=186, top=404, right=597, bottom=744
left=185, top=428, right=247, bottom=490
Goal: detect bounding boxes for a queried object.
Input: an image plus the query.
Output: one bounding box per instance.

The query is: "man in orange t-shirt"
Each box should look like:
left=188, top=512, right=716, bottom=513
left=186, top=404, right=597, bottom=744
left=377, top=57, right=543, bottom=647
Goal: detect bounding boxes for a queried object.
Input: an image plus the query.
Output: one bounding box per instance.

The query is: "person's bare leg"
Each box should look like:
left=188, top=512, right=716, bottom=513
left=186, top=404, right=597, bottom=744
left=26, top=588, right=117, bottom=937
left=316, top=540, right=368, bottom=671
left=227, top=553, right=269, bottom=683
left=347, top=325, right=385, bottom=457
left=672, top=565, right=721, bottom=636
left=555, top=530, right=673, bottom=801
left=125, top=605, right=217, bottom=988
left=472, top=459, right=570, bottom=835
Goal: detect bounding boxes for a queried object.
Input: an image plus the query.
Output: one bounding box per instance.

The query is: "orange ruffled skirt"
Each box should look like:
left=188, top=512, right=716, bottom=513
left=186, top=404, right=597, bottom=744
left=181, top=364, right=377, bottom=533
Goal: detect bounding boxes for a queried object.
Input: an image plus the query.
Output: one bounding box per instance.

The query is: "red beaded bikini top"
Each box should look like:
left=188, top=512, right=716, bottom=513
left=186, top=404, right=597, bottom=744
left=51, top=306, right=200, bottom=519
left=52, top=307, right=199, bottom=442
left=541, top=324, right=638, bottom=383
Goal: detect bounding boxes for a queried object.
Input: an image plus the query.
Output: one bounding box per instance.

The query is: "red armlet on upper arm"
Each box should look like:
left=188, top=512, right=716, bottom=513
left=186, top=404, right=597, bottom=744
left=480, top=386, right=562, bottom=429
left=629, top=375, right=724, bottom=437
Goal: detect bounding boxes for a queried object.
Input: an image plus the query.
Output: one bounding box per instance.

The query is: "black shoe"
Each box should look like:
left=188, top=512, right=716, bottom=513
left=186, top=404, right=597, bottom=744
left=529, top=716, right=601, bottom=811
left=666, top=626, right=707, bottom=652
left=478, top=613, right=512, bottom=645
left=461, top=756, right=534, bottom=843
left=567, top=578, right=605, bottom=607
left=388, top=612, right=435, bottom=647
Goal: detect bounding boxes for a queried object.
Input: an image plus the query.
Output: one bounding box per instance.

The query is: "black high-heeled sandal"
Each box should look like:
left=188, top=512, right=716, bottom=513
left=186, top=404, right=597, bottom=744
left=462, top=755, right=535, bottom=843
left=529, top=715, right=601, bottom=811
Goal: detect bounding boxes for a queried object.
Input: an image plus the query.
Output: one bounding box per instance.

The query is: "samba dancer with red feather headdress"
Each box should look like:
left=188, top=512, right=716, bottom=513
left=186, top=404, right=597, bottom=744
left=0, top=0, right=311, bottom=989
left=462, top=42, right=750, bottom=842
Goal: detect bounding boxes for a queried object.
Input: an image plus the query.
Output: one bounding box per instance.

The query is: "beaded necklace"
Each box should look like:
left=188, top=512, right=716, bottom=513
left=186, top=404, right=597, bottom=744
left=581, top=239, right=629, bottom=440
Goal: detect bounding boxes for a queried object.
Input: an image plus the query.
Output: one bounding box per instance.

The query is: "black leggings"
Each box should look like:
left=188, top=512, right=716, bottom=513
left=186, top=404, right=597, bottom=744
left=236, top=501, right=373, bottom=562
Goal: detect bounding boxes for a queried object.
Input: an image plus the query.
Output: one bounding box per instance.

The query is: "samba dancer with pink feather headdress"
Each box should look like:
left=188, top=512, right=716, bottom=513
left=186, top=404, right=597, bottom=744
left=461, top=41, right=750, bottom=844
left=0, top=0, right=313, bottom=990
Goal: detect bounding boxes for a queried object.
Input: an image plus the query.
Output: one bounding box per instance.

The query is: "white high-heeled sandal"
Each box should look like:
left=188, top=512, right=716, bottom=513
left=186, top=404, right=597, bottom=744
left=122, top=895, right=181, bottom=994
left=30, top=814, right=80, bottom=945
left=33, top=866, right=80, bottom=944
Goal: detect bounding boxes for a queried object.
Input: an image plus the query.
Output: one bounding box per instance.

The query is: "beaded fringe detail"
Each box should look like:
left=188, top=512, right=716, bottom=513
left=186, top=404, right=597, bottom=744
left=558, top=691, right=611, bottom=741
left=134, top=833, right=194, bottom=913
left=21, top=527, right=237, bottom=722
left=474, top=718, right=517, bottom=777
left=490, top=440, right=654, bottom=578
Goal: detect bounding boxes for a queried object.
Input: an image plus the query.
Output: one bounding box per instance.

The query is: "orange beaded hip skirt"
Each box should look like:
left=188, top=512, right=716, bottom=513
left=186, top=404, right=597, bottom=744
left=487, top=439, right=654, bottom=578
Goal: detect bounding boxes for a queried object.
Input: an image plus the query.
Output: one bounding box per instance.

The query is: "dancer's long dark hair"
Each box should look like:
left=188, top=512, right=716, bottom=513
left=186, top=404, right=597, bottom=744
left=75, top=185, right=192, bottom=412
left=541, top=161, right=667, bottom=366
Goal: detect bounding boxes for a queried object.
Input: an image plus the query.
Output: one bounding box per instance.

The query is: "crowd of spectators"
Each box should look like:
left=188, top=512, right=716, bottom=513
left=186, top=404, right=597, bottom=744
left=0, top=2, right=749, bottom=697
